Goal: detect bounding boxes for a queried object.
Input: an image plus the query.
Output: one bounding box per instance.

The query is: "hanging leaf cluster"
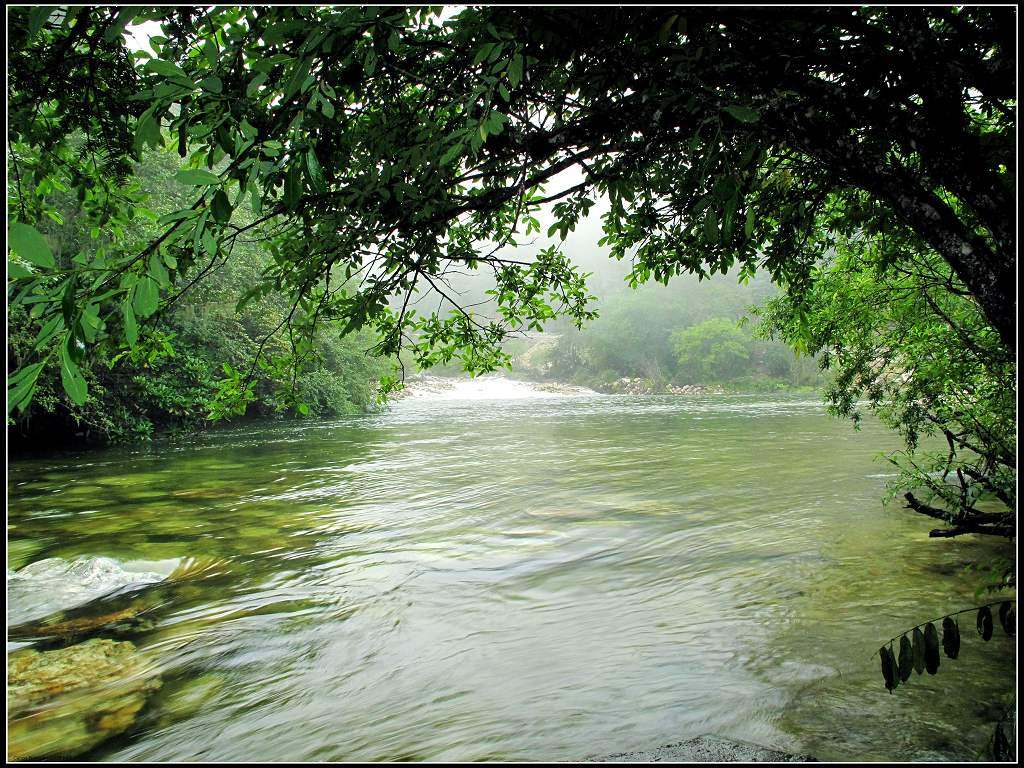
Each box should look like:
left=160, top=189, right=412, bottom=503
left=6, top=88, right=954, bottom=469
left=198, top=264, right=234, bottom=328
left=878, top=602, right=1014, bottom=693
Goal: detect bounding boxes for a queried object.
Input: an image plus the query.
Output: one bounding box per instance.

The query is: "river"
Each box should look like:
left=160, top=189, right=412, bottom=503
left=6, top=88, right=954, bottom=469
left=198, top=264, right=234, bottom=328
left=6, top=384, right=1015, bottom=761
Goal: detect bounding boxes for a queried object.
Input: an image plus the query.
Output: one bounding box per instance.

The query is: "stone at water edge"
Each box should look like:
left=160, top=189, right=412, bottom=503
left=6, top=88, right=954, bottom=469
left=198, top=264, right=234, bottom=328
left=7, top=638, right=162, bottom=761
left=595, top=734, right=816, bottom=762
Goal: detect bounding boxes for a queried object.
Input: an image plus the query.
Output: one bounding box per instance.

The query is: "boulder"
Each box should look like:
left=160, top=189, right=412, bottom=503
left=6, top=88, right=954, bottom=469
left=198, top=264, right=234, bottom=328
left=7, top=638, right=162, bottom=761
left=595, top=735, right=815, bottom=762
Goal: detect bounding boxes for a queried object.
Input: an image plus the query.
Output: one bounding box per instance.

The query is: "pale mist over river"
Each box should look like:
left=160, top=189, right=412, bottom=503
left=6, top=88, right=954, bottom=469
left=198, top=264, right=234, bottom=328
left=7, top=379, right=1014, bottom=761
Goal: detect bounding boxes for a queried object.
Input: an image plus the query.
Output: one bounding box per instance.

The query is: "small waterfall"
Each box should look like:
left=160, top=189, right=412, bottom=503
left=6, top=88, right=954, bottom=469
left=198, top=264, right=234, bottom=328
left=397, top=374, right=596, bottom=401
left=7, top=557, right=171, bottom=628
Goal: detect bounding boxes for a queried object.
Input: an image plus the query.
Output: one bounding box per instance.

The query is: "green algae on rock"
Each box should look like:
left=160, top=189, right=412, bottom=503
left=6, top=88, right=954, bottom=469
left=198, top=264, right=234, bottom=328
left=7, top=639, right=161, bottom=761
left=138, top=672, right=228, bottom=730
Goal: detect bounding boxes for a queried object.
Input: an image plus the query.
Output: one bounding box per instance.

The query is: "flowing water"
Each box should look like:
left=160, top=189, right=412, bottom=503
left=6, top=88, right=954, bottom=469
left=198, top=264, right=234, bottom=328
left=6, top=384, right=1015, bottom=761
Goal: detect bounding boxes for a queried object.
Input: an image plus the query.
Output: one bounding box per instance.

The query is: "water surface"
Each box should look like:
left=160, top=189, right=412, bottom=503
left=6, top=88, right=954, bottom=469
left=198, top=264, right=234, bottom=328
left=7, top=389, right=1014, bottom=761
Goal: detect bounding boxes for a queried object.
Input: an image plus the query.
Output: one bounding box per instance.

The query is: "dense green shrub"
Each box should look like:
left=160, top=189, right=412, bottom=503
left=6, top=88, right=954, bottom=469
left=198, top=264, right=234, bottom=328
left=535, top=272, right=818, bottom=390
left=7, top=150, right=395, bottom=448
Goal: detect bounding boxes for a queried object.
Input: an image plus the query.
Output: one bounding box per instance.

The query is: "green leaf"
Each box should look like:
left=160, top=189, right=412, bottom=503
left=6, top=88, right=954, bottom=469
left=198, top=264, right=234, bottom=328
left=146, top=58, right=190, bottom=80
left=202, top=229, right=218, bottom=258
left=507, top=54, right=523, bottom=88
left=658, top=14, right=679, bottom=43
left=8, top=223, right=55, bottom=268
left=440, top=141, right=464, bottom=165
left=211, top=189, right=233, bottom=222
left=27, top=7, right=57, bottom=41
left=134, top=109, right=163, bottom=153
left=7, top=260, right=33, bottom=279
left=703, top=208, right=719, bottom=244
left=133, top=276, right=160, bottom=318
left=285, top=165, right=303, bottom=210
left=175, top=169, right=221, bottom=186
left=305, top=149, right=327, bottom=192
left=123, top=300, right=138, bottom=347
left=199, top=75, right=223, bottom=94
left=159, top=208, right=201, bottom=225
left=8, top=360, right=46, bottom=414
left=246, top=71, right=268, bottom=97
left=148, top=252, right=169, bottom=288
left=33, top=314, right=65, bottom=348
left=61, top=274, right=78, bottom=324
left=285, top=57, right=313, bottom=98
left=941, top=617, right=960, bottom=659
left=911, top=626, right=925, bottom=674
left=59, top=341, right=88, bottom=406
left=722, top=105, right=761, bottom=123
left=923, top=622, right=940, bottom=674
left=202, top=39, right=218, bottom=68
left=977, top=606, right=993, bottom=640
left=79, top=303, right=103, bottom=342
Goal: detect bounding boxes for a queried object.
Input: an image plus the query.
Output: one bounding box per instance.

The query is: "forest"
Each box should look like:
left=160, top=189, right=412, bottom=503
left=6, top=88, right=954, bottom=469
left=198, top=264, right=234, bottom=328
left=8, top=144, right=813, bottom=447
left=5, top=5, right=1017, bottom=764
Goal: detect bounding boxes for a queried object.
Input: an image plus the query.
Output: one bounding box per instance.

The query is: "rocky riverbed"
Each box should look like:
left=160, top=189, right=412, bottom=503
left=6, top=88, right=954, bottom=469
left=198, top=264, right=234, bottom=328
left=391, top=373, right=723, bottom=399
left=595, top=377, right=725, bottom=395
left=6, top=556, right=228, bottom=762
left=391, top=374, right=596, bottom=400
left=7, top=638, right=161, bottom=761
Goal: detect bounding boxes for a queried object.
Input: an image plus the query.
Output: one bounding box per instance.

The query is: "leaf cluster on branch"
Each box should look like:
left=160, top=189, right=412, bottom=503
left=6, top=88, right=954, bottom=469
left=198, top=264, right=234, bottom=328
left=7, top=6, right=1015, bottom=417
left=878, top=601, right=1015, bottom=693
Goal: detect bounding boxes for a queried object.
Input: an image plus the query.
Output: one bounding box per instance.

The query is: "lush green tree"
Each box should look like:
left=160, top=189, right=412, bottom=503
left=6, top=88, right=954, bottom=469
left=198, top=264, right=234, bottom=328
left=560, top=290, right=694, bottom=382
left=8, top=147, right=395, bottom=445
left=672, top=318, right=752, bottom=383
left=538, top=271, right=803, bottom=389
left=757, top=235, right=1015, bottom=542
left=7, top=6, right=1015, bottom=418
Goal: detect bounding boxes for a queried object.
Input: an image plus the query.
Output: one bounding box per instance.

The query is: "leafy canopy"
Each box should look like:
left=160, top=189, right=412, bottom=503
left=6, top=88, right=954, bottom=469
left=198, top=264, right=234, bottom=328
left=7, top=6, right=1015, bottom=413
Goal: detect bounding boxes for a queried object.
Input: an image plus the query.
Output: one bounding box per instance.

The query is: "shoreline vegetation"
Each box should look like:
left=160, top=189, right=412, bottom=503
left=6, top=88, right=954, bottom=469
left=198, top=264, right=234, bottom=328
left=5, top=7, right=1015, bottom=763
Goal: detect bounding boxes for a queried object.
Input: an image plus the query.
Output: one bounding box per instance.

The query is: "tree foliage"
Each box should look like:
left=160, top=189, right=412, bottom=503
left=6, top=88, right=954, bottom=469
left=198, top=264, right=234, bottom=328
left=536, top=271, right=815, bottom=389
left=672, top=318, right=752, bottom=384
left=8, top=148, right=394, bottom=445
left=7, top=6, right=1016, bottom=416
left=757, top=233, right=1015, bottom=540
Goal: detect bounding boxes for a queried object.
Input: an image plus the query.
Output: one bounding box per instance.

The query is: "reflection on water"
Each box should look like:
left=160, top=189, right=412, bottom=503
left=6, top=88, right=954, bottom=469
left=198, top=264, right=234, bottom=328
left=6, top=391, right=1015, bottom=761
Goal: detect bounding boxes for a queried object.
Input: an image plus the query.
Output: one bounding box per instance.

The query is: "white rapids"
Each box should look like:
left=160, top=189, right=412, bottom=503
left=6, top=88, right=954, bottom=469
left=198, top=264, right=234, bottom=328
left=396, top=374, right=596, bottom=401
left=7, top=556, right=170, bottom=628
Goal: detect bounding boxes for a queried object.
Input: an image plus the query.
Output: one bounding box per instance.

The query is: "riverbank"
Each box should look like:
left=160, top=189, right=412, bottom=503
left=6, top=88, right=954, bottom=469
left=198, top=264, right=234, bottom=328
left=391, top=374, right=598, bottom=400
left=395, top=371, right=818, bottom=399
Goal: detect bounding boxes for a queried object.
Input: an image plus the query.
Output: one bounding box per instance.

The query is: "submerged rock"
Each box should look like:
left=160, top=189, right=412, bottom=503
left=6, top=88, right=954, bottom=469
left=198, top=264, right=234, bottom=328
left=8, top=556, right=231, bottom=644
left=139, top=672, right=228, bottom=729
left=7, top=557, right=165, bottom=627
left=596, top=735, right=815, bottom=762
left=7, top=638, right=162, bottom=761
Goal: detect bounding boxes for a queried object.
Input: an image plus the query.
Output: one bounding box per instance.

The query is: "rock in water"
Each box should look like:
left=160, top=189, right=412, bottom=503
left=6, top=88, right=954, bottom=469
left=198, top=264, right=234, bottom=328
left=7, top=639, right=161, bottom=761
left=7, top=557, right=164, bottom=627
left=595, top=735, right=815, bottom=762
left=139, top=672, right=227, bottom=729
